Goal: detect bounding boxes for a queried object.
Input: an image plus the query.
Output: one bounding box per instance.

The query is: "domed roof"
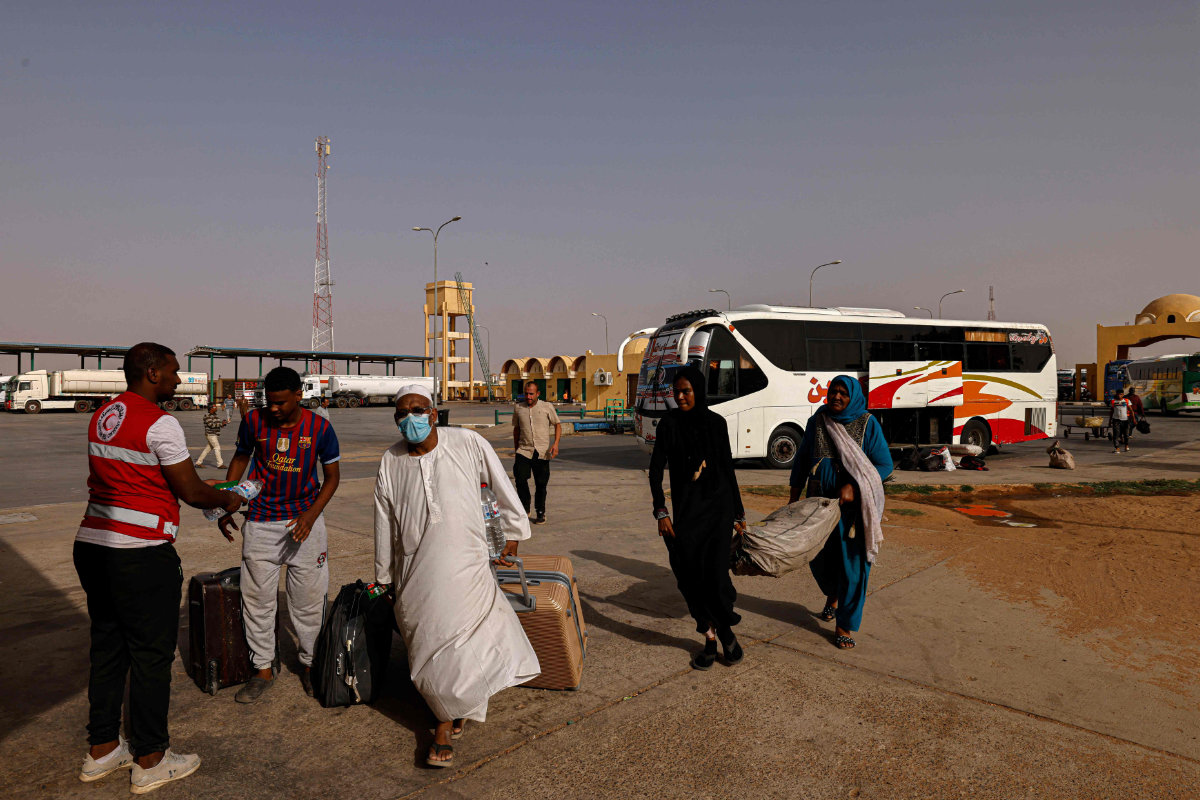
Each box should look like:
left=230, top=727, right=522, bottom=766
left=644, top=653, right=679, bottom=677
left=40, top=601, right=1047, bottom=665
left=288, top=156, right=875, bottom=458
left=1134, top=294, right=1200, bottom=325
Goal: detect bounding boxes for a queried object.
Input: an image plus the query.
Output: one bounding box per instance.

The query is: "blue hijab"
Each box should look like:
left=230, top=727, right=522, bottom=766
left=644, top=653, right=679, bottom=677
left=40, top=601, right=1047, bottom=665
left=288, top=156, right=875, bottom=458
left=823, top=375, right=868, bottom=424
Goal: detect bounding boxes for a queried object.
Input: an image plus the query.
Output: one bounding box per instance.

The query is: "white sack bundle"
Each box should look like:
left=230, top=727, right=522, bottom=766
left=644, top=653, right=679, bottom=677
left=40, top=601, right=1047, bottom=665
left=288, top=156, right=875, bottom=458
left=731, top=497, right=842, bottom=577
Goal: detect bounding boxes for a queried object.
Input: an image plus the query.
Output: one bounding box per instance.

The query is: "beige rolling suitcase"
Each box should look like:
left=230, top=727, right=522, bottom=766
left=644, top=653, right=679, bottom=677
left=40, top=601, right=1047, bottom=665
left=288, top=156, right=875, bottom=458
left=497, top=554, right=587, bottom=690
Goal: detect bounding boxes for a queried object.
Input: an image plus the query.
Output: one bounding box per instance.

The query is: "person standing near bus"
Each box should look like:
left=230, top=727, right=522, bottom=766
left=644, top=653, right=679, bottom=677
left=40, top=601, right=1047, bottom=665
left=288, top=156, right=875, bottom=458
left=649, top=365, right=747, bottom=669
left=788, top=376, right=892, bottom=650
left=1110, top=388, right=1133, bottom=453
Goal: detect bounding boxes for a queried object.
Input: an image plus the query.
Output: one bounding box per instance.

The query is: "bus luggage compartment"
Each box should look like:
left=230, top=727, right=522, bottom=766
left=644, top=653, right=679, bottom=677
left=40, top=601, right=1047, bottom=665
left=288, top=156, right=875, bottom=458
left=868, top=361, right=964, bottom=409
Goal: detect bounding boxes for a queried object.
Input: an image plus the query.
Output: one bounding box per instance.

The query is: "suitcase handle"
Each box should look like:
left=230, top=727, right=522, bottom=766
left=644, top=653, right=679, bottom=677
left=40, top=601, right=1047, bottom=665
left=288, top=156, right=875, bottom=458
left=494, top=557, right=537, bottom=613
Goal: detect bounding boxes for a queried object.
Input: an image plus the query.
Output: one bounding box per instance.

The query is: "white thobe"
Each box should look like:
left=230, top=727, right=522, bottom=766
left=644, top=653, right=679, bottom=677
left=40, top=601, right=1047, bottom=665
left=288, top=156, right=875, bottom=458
left=373, top=427, right=540, bottom=722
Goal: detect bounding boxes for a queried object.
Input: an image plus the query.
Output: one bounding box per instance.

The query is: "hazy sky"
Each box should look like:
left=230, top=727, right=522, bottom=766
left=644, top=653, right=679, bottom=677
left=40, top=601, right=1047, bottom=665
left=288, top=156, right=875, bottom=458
left=3, top=1, right=1197, bottom=377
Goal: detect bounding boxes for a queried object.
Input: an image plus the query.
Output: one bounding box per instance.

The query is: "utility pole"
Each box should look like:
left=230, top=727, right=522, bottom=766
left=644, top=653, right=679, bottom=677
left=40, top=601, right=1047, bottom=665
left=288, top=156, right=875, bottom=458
left=987, top=285, right=996, bottom=321
left=311, top=136, right=335, bottom=373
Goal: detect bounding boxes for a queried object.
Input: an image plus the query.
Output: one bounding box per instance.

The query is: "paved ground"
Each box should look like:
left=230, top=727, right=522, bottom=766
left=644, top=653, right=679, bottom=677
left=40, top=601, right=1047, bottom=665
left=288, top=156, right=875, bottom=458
left=0, top=405, right=1198, bottom=798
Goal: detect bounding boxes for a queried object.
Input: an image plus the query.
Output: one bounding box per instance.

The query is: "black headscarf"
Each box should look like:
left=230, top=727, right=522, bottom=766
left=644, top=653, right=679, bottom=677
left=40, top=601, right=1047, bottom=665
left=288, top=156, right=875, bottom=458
left=669, top=364, right=714, bottom=474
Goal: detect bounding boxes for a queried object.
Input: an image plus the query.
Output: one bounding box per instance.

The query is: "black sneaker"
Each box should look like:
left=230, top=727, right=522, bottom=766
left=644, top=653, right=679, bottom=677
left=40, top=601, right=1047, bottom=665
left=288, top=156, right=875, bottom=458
left=533, top=513, right=546, bottom=525
left=235, top=675, right=273, bottom=704
left=300, top=667, right=314, bottom=698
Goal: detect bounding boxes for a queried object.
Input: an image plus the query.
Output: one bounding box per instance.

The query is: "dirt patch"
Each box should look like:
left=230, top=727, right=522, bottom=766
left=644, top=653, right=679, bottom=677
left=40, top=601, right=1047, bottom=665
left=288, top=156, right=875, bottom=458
left=741, top=488, right=1200, bottom=696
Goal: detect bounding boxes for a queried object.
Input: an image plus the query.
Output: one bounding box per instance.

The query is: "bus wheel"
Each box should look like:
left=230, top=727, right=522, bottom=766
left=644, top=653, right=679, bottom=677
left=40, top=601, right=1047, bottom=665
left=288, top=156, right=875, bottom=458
left=24, top=400, right=41, bottom=414
left=1161, top=399, right=1178, bottom=417
left=73, top=400, right=91, bottom=413
left=959, top=419, right=992, bottom=452
left=765, top=425, right=802, bottom=470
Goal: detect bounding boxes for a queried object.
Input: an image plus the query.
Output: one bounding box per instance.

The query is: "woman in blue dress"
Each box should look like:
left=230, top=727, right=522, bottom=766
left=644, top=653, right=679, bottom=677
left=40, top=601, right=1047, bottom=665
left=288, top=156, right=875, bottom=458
left=788, top=375, right=892, bottom=649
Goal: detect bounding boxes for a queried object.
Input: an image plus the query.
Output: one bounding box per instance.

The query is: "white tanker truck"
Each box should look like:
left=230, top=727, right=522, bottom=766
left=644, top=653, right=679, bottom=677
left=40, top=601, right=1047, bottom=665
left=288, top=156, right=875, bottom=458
left=326, top=374, right=437, bottom=407
left=4, top=369, right=210, bottom=414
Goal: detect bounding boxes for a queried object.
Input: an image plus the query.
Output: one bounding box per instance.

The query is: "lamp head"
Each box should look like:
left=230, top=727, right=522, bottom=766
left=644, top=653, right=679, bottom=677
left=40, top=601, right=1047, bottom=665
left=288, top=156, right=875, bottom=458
left=451, top=216, right=462, bottom=222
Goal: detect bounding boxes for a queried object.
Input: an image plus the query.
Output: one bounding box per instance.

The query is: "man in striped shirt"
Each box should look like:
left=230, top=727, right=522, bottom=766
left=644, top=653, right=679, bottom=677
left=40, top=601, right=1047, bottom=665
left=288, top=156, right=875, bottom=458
left=221, top=367, right=341, bottom=702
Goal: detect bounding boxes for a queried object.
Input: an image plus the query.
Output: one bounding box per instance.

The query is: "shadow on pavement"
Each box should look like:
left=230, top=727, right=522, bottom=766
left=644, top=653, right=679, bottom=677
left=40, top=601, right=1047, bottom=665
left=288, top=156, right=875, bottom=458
left=577, top=595, right=697, bottom=654
left=0, top=540, right=90, bottom=744
left=573, top=548, right=824, bottom=640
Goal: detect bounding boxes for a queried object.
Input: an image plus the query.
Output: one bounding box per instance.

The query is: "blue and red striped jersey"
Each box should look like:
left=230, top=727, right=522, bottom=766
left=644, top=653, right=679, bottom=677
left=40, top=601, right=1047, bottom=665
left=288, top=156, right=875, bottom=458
left=235, top=408, right=340, bottom=522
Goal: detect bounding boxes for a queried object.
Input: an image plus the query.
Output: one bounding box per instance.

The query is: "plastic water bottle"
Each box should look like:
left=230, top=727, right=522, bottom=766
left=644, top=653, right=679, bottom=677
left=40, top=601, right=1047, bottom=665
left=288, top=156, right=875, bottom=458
left=203, top=479, right=263, bottom=521
left=480, top=483, right=506, bottom=559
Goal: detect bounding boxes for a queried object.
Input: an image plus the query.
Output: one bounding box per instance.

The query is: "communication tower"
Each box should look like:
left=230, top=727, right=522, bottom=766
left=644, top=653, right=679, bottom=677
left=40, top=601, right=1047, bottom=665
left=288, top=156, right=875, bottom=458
left=312, top=136, right=335, bottom=372
left=987, top=285, right=996, bottom=321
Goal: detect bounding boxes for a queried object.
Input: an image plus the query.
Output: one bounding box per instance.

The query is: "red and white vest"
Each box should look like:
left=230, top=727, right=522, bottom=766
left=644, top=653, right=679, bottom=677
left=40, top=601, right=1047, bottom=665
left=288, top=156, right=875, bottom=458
left=81, top=392, right=181, bottom=542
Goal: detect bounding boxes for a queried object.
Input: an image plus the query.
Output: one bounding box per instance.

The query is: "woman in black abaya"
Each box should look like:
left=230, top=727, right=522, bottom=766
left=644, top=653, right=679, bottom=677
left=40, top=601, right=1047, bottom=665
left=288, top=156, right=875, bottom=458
left=649, top=365, right=746, bottom=669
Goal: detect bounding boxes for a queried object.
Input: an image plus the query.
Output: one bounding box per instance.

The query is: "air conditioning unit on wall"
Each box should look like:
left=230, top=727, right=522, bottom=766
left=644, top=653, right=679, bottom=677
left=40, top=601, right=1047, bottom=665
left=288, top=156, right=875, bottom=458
left=593, top=370, right=613, bottom=386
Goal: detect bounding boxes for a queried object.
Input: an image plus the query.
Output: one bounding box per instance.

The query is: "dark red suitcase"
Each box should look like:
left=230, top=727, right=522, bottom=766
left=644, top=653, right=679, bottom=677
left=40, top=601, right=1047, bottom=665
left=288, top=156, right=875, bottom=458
left=187, top=567, right=254, bottom=695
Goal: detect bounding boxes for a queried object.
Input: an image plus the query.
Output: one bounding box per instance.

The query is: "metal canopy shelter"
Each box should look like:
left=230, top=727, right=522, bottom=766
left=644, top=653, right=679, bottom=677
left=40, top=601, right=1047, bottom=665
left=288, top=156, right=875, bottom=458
left=0, top=342, right=131, bottom=373
left=183, top=345, right=430, bottom=382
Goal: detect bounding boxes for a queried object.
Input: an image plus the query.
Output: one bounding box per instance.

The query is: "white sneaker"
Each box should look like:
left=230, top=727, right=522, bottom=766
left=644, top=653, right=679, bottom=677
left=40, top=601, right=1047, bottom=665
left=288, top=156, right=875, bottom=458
left=79, top=736, right=133, bottom=782
left=130, top=749, right=200, bottom=794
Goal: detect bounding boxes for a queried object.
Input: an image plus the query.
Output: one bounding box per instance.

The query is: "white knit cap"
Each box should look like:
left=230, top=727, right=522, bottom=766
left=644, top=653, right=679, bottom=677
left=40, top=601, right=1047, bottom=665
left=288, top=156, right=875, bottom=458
left=394, top=383, right=434, bottom=405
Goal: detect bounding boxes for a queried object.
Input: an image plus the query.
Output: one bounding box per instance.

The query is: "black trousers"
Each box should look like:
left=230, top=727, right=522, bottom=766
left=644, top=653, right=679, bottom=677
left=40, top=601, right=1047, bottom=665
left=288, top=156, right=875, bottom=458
left=513, top=452, right=550, bottom=514
left=664, top=515, right=740, bottom=636
left=73, top=541, right=182, bottom=757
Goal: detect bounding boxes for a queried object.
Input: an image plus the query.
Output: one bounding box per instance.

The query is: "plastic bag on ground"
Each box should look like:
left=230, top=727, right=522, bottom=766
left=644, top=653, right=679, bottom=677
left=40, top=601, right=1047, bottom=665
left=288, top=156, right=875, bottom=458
left=731, top=497, right=842, bottom=577
left=1046, top=440, right=1075, bottom=470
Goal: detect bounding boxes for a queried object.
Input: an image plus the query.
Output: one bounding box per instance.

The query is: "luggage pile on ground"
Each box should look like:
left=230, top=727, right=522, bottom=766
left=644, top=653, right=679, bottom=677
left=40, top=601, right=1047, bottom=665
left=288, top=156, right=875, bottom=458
left=186, top=553, right=589, bottom=701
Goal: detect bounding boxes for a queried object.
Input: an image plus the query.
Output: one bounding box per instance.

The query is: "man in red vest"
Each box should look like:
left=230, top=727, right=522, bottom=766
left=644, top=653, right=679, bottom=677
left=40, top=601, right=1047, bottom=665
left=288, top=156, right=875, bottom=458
left=74, top=342, right=244, bottom=794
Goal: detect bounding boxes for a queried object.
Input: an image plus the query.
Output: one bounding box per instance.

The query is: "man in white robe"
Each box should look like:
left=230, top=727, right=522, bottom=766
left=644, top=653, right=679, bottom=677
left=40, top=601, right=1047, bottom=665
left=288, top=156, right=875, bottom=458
left=374, top=386, right=540, bottom=768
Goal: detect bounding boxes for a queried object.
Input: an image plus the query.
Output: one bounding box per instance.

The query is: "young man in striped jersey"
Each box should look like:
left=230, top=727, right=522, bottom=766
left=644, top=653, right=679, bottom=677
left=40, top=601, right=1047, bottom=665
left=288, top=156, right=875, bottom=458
left=221, top=367, right=341, bottom=702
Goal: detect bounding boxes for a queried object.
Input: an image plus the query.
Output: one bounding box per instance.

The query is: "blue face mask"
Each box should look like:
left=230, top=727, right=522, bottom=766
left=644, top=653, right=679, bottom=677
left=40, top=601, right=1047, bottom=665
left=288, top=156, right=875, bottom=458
left=397, top=412, right=433, bottom=444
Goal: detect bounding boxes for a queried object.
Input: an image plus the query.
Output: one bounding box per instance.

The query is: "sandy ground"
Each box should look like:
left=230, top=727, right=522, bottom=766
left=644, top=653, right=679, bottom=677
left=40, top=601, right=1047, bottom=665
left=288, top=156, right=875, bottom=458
left=744, top=489, right=1200, bottom=702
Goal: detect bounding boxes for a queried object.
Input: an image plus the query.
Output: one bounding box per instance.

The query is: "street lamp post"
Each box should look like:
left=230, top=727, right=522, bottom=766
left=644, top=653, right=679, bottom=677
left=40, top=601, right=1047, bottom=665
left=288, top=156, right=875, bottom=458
left=913, top=307, right=933, bottom=318
left=591, top=312, right=609, bottom=354
left=938, top=289, right=965, bottom=319
left=478, top=324, right=492, bottom=401
left=808, top=260, right=843, bottom=307
left=708, top=288, right=731, bottom=310
left=412, top=216, right=461, bottom=400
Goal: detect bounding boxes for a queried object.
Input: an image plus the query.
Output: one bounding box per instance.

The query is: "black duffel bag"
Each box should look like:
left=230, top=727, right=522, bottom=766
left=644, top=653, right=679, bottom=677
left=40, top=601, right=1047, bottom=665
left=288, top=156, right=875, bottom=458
left=312, top=580, right=393, bottom=707
left=1136, top=418, right=1151, bottom=435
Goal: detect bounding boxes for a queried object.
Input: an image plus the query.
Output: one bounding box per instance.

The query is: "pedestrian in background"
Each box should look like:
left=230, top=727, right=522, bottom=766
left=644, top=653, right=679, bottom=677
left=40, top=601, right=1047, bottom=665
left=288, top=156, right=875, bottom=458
left=75, top=343, right=243, bottom=793
left=789, top=375, right=892, bottom=650
left=511, top=381, right=561, bottom=525
left=313, top=396, right=331, bottom=421
left=194, top=403, right=228, bottom=469
left=1111, top=388, right=1133, bottom=453
left=222, top=394, right=237, bottom=423
left=1126, top=387, right=1146, bottom=427
left=649, top=365, right=746, bottom=670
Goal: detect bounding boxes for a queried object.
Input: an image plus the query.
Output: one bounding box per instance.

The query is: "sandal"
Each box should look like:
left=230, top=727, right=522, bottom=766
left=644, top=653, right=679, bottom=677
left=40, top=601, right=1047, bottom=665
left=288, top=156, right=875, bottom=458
left=691, top=639, right=717, bottom=671
left=451, top=719, right=466, bottom=740
left=819, top=602, right=836, bottom=622
left=834, top=634, right=856, bottom=650
left=426, top=743, right=454, bottom=768
left=721, top=639, right=744, bottom=666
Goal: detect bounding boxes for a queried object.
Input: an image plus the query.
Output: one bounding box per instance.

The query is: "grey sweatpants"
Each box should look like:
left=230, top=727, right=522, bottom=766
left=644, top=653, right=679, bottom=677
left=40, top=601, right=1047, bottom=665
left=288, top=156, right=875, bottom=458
left=241, top=516, right=329, bottom=669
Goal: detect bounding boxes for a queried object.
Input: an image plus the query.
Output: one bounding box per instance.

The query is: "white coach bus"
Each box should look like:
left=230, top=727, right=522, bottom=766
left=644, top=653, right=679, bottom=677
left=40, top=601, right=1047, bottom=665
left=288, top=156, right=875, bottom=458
left=634, top=305, right=1056, bottom=468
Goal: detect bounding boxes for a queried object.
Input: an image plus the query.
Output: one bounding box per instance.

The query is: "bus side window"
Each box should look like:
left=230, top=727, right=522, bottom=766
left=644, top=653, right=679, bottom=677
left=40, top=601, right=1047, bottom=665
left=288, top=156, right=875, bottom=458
left=966, top=343, right=1011, bottom=371
left=704, top=326, right=768, bottom=401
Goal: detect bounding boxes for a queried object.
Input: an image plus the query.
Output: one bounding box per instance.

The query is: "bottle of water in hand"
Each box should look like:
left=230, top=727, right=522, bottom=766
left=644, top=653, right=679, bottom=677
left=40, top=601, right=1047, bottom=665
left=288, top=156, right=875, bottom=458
left=480, top=483, right=506, bottom=559
left=204, top=479, right=263, bottom=522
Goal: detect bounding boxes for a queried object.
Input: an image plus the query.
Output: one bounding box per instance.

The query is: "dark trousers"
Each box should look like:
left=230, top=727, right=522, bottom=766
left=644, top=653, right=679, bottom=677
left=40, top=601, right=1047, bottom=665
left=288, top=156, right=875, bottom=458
left=664, top=517, right=740, bottom=636
left=1112, top=419, right=1130, bottom=447
left=73, top=541, right=182, bottom=757
left=513, top=452, right=550, bottom=514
